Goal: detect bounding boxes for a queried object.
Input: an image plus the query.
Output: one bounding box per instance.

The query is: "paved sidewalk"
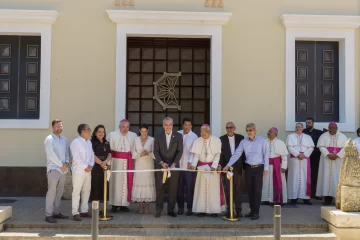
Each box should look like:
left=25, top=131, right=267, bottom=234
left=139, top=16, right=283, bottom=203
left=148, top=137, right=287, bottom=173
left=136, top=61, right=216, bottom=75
left=0, top=197, right=327, bottom=229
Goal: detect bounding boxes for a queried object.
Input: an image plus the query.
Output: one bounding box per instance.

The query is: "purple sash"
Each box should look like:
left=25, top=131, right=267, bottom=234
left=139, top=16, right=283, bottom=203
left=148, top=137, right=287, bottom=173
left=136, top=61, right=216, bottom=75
left=290, top=152, right=311, bottom=197
left=327, top=147, right=342, bottom=155
left=269, top=156, right=283, bottom=203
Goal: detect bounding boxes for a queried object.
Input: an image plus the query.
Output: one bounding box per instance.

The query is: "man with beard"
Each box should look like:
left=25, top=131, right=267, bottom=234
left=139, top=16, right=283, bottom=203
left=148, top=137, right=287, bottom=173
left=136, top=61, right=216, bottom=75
left=223, top=123, right=269, bottom=220
left=302, top=117, right=323, bottom=199
left=44, top=119, right=70, bottom=223
left=219, top=121, right=245, bottom=218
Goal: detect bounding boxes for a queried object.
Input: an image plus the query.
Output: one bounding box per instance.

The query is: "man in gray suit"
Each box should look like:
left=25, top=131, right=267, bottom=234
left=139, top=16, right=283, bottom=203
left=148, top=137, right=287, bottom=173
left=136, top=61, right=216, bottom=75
left=154, top=117, right=183, bottom=218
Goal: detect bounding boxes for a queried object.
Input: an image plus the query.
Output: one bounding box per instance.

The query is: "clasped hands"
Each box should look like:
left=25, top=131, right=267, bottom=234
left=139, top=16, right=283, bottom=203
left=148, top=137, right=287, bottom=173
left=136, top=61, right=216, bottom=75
left=297, top=153, right=306, bottom=160
left=140, top=150, right=149, bottom=157
left=327, top=153, right=338, bottom=160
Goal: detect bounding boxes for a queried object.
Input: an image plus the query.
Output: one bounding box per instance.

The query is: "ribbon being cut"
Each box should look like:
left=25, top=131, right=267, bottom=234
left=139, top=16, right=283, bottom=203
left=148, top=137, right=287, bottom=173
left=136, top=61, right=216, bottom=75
left=107, top=168, right=232, bottom=184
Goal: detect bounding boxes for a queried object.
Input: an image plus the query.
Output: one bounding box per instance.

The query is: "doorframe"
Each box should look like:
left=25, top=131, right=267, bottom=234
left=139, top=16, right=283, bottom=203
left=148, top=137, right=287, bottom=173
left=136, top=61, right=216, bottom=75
left=281, top=14, right=360, bottom=132
left=107, top=10, right=232, bottom=136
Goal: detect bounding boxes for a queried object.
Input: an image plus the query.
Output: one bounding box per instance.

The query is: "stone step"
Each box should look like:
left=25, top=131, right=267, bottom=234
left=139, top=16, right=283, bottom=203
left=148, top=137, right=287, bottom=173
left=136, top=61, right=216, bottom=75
left=4, top=222, right=329, bottom=230
left=0, top=228, right=337, bottom=240
left=0, top=207, right=12, bottom=224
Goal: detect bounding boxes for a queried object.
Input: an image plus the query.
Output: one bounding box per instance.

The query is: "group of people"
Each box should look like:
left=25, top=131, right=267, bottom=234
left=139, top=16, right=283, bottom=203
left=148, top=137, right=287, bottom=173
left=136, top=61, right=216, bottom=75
left=43, top=116, right=353, bottom=224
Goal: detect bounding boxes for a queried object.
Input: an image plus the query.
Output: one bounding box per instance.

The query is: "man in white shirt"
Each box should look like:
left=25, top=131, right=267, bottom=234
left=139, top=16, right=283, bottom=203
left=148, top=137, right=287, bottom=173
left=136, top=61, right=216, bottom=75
left=219, top=122, right=245, bottom=218
left=70, top=124, right=95, bottom=221
left=44, top=119, right=70, bottom=223
left=177, top=117, right=198, bottom=216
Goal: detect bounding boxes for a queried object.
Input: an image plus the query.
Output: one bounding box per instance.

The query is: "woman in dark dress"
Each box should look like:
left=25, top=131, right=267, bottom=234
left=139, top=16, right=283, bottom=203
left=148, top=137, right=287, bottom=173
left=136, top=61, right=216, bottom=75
left=90, top=125, right=111, bottom=203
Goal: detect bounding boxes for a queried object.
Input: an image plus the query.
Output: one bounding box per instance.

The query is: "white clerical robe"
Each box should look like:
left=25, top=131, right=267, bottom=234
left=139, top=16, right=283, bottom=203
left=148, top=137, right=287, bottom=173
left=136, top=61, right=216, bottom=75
left=316, top=132, right=347, bottom=198
left=261, top=138, right=288, bottom=203
left=107, top=131, right=137, bottom=206
left=191, top=136, right=225, bottom=213
left=353, top=137, right=360, bottom=153
left=286, top=133, right=314, bottom=200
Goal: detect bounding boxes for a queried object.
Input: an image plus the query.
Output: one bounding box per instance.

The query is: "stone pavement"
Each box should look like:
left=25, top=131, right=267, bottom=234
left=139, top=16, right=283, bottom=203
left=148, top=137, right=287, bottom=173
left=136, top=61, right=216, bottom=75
left=0, top=197, right=327, bottom=229
left=0, top=197, right=337, bottom=239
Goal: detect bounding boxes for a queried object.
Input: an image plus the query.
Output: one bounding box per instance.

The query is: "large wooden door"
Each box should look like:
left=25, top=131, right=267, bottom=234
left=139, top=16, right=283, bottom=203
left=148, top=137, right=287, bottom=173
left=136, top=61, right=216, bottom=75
left=295, top=41, right=339, bottom=122
left=126, top=37, right=211, bottom=136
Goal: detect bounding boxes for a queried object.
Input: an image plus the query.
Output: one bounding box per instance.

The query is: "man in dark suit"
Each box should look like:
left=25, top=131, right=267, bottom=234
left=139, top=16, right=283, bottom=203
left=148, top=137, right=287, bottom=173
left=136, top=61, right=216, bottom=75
left=154, top=117, right=183, bottom=218
left=219, top=121, right=245, bottom=218
left=302, top=117, right=323, bottom=199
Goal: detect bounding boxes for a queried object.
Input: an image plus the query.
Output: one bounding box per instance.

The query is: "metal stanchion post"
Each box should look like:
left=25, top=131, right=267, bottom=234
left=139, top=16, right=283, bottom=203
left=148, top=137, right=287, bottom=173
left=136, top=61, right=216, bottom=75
left=99, top=166, right=113, bottom=221
left=91, top=201, right=99, bottom=240
left=223, top=167, right=240, bottom=222
left=274, top=205, right=281, bottom=240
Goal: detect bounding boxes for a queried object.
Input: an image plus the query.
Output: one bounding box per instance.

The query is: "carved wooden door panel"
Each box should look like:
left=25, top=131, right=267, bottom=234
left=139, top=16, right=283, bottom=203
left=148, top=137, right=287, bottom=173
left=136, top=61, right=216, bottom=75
left=126, top=37, right=211, bottom=136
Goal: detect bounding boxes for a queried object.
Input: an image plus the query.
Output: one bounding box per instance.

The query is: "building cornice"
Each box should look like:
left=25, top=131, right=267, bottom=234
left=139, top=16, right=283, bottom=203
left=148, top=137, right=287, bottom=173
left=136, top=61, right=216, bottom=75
left=106, top=10, right=232, bottom=25
left=281, top=14, right=360, bottom=29
left=0, top=9, right=58, bottom=24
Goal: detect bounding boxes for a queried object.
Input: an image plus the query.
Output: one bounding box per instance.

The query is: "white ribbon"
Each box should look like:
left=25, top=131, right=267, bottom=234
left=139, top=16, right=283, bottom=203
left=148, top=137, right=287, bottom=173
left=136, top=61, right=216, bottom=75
left=106, top=168, right=229, bottom=183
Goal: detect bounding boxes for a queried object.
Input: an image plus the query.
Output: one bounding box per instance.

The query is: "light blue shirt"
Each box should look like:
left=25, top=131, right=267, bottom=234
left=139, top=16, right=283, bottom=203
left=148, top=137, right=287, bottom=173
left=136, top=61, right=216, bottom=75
left=44, top=133, right=70, bottom=174
left=227, top=136, right=269, bottom=170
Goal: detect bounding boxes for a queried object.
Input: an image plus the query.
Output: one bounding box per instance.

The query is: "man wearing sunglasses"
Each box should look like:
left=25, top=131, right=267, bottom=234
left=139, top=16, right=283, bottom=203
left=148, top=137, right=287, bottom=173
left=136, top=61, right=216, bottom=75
left=223, top=123, right=269, bottom=220
left=219, top=122, right=245, bottom=219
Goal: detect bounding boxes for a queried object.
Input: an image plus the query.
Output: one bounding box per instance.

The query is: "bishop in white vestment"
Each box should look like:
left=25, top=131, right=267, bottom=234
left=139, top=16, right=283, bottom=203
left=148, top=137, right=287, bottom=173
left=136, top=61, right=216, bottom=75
left=262, top=127, right=288, bottom=205
left=286, top=123, right=314, bottom=204
left=107, top=119, right=137, bottom=212
left=316, top=122, right=347, bottom=205
left=190, top=124, right=225, bottom=216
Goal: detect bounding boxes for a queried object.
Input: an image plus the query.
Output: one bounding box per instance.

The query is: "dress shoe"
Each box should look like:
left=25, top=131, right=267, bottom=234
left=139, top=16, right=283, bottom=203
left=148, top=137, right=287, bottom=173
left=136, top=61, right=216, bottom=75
left=45, top=216, right=57, bottom=223
left=120, top=206, right=130, bottom=212
left=177, top=208, right=184, bottom=215
left=195, top=213, right=205, bottom=217
left=80, top=212, right=92, bottom=218
left=261, top=201, right=269, bottom=205
left=155, top=212, right=161, bottom=218
left=73, top=214, right=82, bottom=221
left=245, top=212, right=253, bottom=218
left=186, top=209, right=193, bottom=216
left=312, top=196, right=322, bottom=200
left=53, top=213, right=68, bottom=219
left=168, top=212, right=177, bottom=217
left=290, top=199, right=297, bottom=205
left=236, top=212, right=243, bottom=218
left=111, top=206, right=118, bottom=213
left=210, top=214, right=217, bottom=217
left=303, top=199, right=312, bottom=205
left=251, top=214, right=259, bottom=220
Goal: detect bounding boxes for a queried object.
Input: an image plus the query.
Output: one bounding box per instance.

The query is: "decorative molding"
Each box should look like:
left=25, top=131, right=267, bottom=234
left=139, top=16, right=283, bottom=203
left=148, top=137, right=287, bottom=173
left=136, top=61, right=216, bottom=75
left=0, top=9, right=58, bottom=24
left=0, top=9, right=58, bottom=129
left=205, top=0, right=223, bottom=8
left=108, top=9, right=231, bottom=136
left=282, top=14, right=357, bottom=132
left=281, top=14, right=360, bottom=29
left=106, top=10, right=232, bottom=25
left=153, top=72, right=181, bottom=110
